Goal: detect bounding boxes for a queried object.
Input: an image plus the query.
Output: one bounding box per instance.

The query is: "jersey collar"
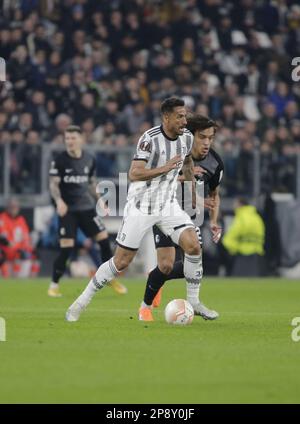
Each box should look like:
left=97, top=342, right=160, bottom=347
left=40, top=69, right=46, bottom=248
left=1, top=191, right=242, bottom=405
left=160, top=125, right=178, bottom=141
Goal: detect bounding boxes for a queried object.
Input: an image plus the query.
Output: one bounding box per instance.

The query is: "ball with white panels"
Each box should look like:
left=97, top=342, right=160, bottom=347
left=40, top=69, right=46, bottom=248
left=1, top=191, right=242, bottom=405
left=164, top=299, right=194, bottom=325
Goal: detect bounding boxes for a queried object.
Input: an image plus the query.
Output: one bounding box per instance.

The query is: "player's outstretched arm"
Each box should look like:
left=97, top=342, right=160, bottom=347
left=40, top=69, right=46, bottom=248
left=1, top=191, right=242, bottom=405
left=49, top=176, right=68, bottom=217
left=209, top=187, right=222, bottom=243
left=129, top=155, right=182, bottom=182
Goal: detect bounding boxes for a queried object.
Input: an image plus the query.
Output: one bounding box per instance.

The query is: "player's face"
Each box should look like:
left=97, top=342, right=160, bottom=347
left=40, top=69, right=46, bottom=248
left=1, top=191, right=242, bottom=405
left=194, top=127, right=215, bottom=157
left=165, top=106, right=187, bottom=136
left=64, top=131, right=82, bottom=154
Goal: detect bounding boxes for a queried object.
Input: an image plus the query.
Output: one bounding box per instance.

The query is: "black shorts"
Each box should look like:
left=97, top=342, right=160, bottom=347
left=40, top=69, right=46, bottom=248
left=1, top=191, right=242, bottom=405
left=59, top=209, right=106, bottom=240
left=153, top=225, right=202, bottom=249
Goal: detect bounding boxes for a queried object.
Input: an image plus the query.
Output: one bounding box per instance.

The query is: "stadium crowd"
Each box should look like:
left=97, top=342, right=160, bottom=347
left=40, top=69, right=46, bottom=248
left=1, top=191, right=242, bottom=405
left=1, top=0, right=300, bottom=196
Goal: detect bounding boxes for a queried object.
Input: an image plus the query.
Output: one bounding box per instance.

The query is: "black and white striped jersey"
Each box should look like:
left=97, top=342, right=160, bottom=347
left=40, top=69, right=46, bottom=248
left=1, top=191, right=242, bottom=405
left=128, top=125, right=194, bottom=214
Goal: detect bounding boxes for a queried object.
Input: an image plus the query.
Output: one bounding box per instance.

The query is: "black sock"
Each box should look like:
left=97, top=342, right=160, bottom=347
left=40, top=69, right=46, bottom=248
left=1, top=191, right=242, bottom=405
left=98, top=238, right=112, bottom=263
left=165, top=261, right=184, bottom=281
left=143, top=267, right=169, bottom=306
left=143, top=261, right=185, bottom=306
left=52, top=247, right=73, bottom=283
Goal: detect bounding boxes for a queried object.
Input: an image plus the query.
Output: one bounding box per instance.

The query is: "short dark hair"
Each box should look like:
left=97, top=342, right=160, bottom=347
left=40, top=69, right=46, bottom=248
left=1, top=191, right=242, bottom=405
left=186, top=114, right=218, bottom=135
left=161, top=97, right=185, bottom=115
left=65, top=125, right=82, bottom=134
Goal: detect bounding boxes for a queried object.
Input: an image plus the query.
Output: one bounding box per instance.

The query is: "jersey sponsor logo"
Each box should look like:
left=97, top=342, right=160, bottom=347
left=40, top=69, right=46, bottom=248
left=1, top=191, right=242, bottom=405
left=63, top=175, right=89, bottom=184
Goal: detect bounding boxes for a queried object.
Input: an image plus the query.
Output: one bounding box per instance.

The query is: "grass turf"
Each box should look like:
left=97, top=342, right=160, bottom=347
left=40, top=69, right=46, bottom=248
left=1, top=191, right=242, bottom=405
left=0, top=277, right=300, bottom=404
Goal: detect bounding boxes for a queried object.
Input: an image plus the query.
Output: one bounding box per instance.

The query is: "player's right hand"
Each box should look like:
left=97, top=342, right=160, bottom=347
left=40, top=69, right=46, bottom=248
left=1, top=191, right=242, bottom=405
left=163, top=155, right=183, bottom=173
left=57, top=199, right=68, bottom=217
left=194, top=166, right=207, bottom=177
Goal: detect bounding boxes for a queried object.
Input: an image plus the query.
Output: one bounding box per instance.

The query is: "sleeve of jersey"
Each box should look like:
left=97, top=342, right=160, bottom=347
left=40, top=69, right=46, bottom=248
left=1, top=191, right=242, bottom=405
left=89, top=157, right=96, bottom=178
left=133, top=133, right=152, bottom=162
left=49, top=157, right=61, bottom=177
left=209, top=165, right=224, bottom=191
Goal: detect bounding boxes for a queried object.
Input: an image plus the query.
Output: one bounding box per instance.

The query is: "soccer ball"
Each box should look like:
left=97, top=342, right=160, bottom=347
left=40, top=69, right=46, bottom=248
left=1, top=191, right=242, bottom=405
left=164, top=299, right=194, bottom=325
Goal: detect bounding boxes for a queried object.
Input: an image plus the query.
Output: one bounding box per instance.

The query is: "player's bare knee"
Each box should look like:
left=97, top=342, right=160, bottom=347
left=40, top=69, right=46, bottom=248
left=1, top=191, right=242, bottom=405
left=114, top=248, right=136, bottom=271
left=158, top=260, right=174, bottom=275
left=185, top=242, right=201, bottom=256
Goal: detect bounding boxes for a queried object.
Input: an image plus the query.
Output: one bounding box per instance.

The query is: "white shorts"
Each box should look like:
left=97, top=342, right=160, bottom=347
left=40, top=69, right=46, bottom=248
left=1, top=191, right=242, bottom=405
left=116, top=200, right=195, bottom=250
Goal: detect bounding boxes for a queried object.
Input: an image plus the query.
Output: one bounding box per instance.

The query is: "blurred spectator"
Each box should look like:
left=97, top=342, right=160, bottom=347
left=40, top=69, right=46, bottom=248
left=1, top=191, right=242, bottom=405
left=0, top=0, right=299, bottom=197
left=220, top=198, right=265, bottom=276
left=19, top=130, right=42, bottom=194
left=0, top=198, right=39, bottom=278
left=268, top=82, right=295, bottom=118
left=24, top=90, right=51, bottom=132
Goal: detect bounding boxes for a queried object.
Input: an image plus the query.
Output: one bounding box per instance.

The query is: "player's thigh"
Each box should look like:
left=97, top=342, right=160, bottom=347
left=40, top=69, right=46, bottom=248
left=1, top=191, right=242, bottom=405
left=77, top=210, right=106, bottom=239
left=158, top=201, right=194, bottom=246
left=116, top=208, right=156, bottom=250
left=153, top=225, right=175, bottom=249
left=58, top=212, right=76, bottom=247
left=114, top=245, right=137, bottom=271
left=178, top=227, right=201, bottom=256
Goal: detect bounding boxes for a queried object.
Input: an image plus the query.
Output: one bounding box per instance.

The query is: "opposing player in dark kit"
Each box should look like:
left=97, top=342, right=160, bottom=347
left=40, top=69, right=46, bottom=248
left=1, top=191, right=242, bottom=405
left=48, top=125, right=127, bottom=297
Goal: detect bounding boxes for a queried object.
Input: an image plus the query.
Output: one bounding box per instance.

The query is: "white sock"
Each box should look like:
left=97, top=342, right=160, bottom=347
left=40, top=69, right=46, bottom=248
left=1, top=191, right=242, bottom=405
left=77, top=258, right=119, bottom=306
left=184, top=253, right=203, bottom=306
left=50, top=282, right=58, bottom=289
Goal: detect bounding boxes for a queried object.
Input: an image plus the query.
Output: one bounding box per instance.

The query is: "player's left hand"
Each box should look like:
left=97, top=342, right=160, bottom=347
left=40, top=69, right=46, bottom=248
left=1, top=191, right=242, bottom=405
left=194, top=166, right=207, bottom=177
left=210, top=223, right=222, bottom=243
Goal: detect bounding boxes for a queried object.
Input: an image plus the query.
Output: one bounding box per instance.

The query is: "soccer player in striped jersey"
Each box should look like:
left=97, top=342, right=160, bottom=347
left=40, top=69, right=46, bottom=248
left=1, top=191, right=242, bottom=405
left=66, top=97, right=203, bottom=322
left=141, top=114, right=223, bottom=320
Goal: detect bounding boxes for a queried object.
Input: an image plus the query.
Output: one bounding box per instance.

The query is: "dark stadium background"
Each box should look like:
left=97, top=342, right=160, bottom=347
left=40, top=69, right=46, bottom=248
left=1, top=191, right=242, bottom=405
left=1, top=0, right=300, bottom=277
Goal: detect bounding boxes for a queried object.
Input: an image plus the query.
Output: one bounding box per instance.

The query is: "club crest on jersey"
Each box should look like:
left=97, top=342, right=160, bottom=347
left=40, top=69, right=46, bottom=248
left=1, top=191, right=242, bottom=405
left=181, top=146, right=187, bottom=155
left=84, top=166, right=89, bottom=174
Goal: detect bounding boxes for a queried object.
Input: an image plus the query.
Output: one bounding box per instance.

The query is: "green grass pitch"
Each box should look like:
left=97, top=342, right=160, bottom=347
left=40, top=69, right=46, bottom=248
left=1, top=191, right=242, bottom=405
left=0, top=277, right=300, bottom=404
